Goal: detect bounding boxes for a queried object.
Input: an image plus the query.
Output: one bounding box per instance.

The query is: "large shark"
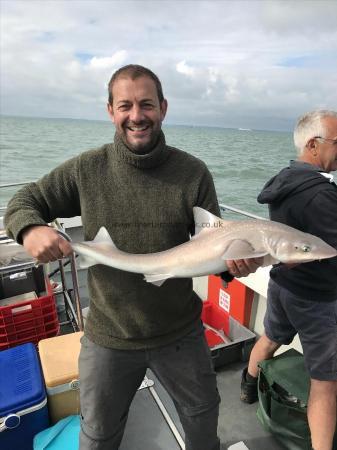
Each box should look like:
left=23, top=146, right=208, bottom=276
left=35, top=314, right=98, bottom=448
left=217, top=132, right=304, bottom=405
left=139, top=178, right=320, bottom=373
left=71, top=207, right=337, bottom=286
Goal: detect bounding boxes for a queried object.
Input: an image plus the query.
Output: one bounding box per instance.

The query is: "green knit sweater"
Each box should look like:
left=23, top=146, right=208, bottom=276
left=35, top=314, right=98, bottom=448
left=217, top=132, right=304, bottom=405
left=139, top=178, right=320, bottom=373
left=5, top=131, right=220, bottom=349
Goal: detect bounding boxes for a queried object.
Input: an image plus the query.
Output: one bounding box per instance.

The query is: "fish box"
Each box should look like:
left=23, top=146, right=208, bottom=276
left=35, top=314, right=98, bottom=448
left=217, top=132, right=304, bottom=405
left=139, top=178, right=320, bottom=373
left=38, top=332, right=83, bottom=424
left=202, top=300, right=256, bottom=368
left=0, top=343, right=49, bottom=450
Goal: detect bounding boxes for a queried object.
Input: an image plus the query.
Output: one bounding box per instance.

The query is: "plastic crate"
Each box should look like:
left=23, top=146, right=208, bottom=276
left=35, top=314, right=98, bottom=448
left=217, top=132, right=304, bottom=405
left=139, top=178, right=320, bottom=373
left=202, top=301, right=230, bottom=347
left=202, top=300, right=256, bottom=368
left=0, top=264, right=45, bottom=300
left=0, top=279, right=59, bottom=349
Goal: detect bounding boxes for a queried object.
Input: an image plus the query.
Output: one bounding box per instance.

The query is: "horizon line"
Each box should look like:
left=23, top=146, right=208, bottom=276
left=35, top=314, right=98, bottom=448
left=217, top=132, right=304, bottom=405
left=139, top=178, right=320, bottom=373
left=0, top=113, right=292, bottom=134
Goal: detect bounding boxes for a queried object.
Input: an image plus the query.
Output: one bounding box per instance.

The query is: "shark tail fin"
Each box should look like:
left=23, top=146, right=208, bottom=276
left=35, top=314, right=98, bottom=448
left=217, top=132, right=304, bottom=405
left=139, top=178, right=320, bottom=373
left=73, top=227, right=119, bottom=269
left=78, top=256, right=98, bottom=269
left=92, top=227, right=117, bottom=249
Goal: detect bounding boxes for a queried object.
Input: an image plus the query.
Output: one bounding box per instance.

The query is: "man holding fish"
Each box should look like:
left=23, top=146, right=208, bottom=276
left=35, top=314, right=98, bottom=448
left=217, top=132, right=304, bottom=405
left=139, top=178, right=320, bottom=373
left=240, top=110, right=337, bottom=450
left=5, top=65, right=262, bottom=450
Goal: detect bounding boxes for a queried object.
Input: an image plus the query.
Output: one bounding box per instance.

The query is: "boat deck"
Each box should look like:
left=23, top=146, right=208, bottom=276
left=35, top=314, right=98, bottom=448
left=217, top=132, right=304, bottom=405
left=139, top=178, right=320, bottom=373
left=114, top=364, right=284, bottom=450
left=150, top=364, right=284, bottom=450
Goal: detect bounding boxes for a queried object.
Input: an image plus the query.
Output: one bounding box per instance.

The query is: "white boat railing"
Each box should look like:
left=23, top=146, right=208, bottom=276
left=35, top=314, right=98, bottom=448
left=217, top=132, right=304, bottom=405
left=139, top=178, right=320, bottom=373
left=0, top=181, right=36, bottom=213
left=0, top=181, right=36, bottom=188
left=219, top=203, right=265, bottom=220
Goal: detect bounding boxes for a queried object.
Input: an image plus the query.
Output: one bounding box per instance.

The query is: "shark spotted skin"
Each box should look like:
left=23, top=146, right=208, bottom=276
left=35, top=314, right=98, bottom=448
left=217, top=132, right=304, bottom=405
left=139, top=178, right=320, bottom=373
left=71, top=207, right=337, bottom=286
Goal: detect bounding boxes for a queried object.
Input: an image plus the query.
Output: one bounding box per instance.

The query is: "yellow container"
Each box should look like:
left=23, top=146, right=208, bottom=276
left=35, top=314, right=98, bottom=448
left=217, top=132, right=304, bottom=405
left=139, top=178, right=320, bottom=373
left=38, top=332, right=83, bottom=423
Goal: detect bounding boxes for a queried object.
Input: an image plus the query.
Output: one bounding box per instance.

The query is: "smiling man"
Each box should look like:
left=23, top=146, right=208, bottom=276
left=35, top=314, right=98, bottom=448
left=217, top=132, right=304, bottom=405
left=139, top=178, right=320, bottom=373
left=107, top=68, right=167, bottom=154
left=5, top=64, right=261, bottom=450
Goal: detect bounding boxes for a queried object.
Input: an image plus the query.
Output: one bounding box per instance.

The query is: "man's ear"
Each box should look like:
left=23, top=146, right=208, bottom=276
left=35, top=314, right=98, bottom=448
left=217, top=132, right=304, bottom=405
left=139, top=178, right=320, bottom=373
left=160, top=99, right=168, bottom=121
left=306, top=137, right=316, bottom=150
left=306, top=138, right=318, bottom=156
left=107, top=103, right=115, bottom=123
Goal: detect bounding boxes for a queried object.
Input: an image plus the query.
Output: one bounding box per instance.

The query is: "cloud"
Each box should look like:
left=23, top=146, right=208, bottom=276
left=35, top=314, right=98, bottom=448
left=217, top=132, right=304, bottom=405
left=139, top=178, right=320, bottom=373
left=176, top=61, right=195, bottom=77
left=1, top=0, right=337, bottom=129
left=89, top=51, right=128, bottom=70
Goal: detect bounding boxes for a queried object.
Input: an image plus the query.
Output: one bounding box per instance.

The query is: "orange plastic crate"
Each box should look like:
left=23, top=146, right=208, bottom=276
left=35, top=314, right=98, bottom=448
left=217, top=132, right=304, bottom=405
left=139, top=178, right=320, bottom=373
left=201, top=300, right=229, bottom=347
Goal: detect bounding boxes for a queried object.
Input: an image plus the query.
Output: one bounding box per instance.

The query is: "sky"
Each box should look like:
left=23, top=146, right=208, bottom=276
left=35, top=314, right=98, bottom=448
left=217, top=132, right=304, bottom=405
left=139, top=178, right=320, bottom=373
left=1, top=0, right=337, bottom=131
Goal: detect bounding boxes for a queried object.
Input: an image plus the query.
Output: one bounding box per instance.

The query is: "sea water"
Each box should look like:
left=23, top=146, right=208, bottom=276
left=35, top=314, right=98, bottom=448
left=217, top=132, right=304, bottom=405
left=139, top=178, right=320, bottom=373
left=0, top=115, right=294, bottom=217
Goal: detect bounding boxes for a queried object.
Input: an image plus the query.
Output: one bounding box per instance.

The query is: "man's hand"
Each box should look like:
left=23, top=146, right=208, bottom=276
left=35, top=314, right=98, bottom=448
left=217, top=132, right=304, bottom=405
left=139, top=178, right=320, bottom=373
left=22, top=225, right=73, bottom=264
left=226, top=257, right=264, bottom=278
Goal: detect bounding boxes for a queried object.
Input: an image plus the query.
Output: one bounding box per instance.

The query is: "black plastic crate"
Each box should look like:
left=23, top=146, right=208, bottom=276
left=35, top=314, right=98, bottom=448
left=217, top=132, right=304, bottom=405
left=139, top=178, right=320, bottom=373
left=0, top=264, right=46, bottom=301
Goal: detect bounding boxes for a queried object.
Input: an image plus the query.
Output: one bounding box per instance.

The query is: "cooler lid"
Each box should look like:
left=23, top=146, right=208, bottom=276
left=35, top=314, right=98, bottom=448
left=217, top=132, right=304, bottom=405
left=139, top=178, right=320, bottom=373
left=38, top=332, right=83, bottom=387
left=0, top=343, right=46, bottom=417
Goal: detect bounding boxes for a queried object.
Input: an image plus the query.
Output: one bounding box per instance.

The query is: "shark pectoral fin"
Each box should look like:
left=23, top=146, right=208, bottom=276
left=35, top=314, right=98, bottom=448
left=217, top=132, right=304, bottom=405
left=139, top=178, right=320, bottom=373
left=144, top=273, right=173, bottom=287
left=221, top=239, right=268, bottom=260
left=78, top=255, right=98, bottom=269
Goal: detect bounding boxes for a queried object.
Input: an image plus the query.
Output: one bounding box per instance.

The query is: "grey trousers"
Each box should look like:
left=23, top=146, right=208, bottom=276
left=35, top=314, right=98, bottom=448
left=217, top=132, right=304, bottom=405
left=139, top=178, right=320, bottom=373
left=78, top=322, right=221, bottom=450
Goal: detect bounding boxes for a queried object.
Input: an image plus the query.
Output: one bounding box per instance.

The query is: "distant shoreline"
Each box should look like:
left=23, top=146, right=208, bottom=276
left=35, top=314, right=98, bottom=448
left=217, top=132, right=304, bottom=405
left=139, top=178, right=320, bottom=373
left=0, top=114, right=291, bottom=134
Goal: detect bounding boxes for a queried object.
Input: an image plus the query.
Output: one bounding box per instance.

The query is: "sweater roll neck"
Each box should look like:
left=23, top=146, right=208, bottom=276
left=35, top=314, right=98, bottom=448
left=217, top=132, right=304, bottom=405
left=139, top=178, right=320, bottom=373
left=114, top=130, right=170, bottom=169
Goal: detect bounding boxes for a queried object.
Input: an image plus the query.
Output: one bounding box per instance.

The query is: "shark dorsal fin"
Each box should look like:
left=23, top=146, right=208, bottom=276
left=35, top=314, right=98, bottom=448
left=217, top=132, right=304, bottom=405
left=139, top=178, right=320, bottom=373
left=193, top=207, right=222, bottom=235
left=92, top=227, right=117, bottom=248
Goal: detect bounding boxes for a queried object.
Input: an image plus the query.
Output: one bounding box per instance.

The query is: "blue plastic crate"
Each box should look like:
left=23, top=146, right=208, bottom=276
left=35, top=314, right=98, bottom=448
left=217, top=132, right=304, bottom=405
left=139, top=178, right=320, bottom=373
left=0, top=343, right=49, bottom=450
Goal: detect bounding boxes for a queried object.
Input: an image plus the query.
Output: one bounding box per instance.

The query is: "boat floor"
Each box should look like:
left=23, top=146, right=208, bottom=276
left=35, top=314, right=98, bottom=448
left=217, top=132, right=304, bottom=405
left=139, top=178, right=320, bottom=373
left=117, top=364, right=284, bottom=450
left=54, top=266, right=284, bottom=450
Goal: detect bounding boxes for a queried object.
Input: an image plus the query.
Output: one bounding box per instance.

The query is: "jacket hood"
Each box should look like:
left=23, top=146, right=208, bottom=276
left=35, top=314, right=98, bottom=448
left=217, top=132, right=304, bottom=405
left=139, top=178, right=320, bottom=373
left=258, top=160, right=334, bottom=204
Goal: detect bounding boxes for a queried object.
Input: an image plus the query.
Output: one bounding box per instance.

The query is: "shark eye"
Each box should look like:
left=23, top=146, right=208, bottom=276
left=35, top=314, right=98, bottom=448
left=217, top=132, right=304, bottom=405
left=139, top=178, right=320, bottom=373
left=301, top=245, right=311, bottom=252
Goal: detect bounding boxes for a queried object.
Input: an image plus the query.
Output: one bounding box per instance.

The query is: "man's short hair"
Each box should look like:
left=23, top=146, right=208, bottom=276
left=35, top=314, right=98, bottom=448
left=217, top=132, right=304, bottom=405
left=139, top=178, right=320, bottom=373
left=108, top=64, right=164, bottom=105
left=294, top=110, right=337, bottom=155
